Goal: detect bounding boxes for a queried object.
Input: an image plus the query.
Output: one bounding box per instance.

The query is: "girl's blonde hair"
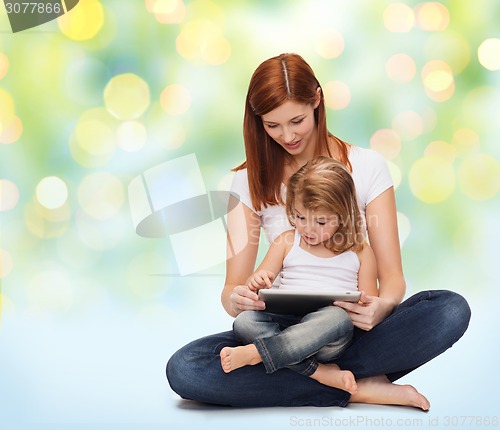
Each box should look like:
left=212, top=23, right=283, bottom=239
left=286, top=156, right=365, bottom=254
left=234, top=53, right=352, bottom=211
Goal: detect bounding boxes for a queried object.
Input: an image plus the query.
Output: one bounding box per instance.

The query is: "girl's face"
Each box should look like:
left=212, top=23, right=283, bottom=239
left=261, top=99, right=320, bottom=160
left=293, top=199, right=340, bottom=247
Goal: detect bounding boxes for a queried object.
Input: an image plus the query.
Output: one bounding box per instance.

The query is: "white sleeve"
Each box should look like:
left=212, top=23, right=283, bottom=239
left=364, top=150, right=393, bottom=205
left=350, top=147, right=393, bottom=207
left=230, top=169, right=259, bottom=214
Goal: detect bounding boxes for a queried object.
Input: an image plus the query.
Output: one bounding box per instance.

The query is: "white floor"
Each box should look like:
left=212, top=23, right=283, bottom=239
left=0, top=284, right=497, bottom=430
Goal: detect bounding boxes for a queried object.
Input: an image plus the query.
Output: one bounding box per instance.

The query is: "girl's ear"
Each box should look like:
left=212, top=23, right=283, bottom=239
left=313, top=87, right=321, bottom=109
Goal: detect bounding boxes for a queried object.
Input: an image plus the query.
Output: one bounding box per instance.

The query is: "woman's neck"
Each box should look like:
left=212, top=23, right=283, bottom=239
left=290, top=128, right=320, bottom=168
left=289, top=134, right=339, bottom=170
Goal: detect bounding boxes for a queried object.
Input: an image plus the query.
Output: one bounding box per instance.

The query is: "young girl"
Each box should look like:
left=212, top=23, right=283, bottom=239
left=220, top=156, right=378, bottom=394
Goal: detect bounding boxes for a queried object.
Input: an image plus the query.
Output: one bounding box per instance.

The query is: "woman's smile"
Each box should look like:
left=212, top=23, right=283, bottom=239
left=284, top=139, right=302, bottom=150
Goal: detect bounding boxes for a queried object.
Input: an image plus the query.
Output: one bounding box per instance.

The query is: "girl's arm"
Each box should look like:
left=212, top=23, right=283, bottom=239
left=248, top=230, right=292, bottom=289
left=356, top=243, right=378, bottom=297
left=221, top=196, right=262, bottom=317
left=335, top=187, right=405, bottom=330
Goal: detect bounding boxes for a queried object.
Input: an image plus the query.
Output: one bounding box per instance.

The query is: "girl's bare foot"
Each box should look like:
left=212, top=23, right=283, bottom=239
left=349, top=375, right=430, bottom=411
left=310, top=363, right=358, bottom=394
left=220, top=344, right=262, bottom=373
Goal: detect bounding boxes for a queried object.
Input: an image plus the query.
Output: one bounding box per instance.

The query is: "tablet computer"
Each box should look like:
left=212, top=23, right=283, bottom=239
left=258, top=289, right=361, bottom=315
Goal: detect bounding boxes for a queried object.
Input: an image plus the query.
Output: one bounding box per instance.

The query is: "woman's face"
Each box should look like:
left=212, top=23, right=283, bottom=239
left=261, top=99, right=319, bottom=159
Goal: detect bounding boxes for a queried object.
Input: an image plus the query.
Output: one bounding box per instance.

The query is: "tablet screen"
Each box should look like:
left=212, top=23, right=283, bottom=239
left=258, top=289, right=361, bottom=314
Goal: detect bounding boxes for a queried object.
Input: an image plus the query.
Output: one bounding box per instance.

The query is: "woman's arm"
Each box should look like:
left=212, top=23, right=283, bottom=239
left=221, top=195, right=263, bottom=317
left=335, top=187, right=405, bottom=330
left=366, top=186, right=405, bottom=304
left=356, top=243, right=378, bottom=297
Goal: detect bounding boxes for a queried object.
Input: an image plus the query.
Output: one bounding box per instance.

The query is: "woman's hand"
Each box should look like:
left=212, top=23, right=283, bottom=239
left=229, top=284, right=266, bottom=316
left=334, top=292, right=396, bottom=331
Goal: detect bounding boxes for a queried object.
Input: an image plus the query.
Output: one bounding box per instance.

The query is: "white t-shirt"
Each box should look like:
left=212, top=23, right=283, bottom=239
left=230, top=146, right=393, bottom=244
left=279, top=230, right=359, bottom=292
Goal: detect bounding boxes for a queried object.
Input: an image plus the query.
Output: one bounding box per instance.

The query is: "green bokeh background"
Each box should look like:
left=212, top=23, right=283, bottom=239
left=0, top=1, right=499, bottom=428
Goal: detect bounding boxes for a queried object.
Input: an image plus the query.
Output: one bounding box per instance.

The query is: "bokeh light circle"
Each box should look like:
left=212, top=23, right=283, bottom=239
left=452, top=128, right=480, bottom=155
left=478, top=38, right=500, bottom=71
left=0, top=115, right=23, bottom=144
left=176, top=19, right=231, bottom=65
left=409, top=156, right=455, bottom=203
left=415, top=2, right=449, bottom=32
left=314, top=29, right=344, bottom=59
left=72, top=108, right=117, bottom=150
left=149, top=0, right=186, bottom=24
left=392, top=111, right=423, bottom=141
left=117, top=121, right=148, bottom=152
left=78, top=172, right=124, bottom=220
left=458, top=153, right=499, bottom=200
left=422, top=60, right=455, bottom=102
left=36, top=176, right=69, bottom=210
left=0, top=52, right=9, bottom=80
left=424, top=69, right=453, bottom=92
left=160, top=84, right=192, bottom=115
left=385, top=53, right=417, bottom=83
left=58, top=0, right=105, bottom=41
left=383, top=3, right=414, bottom=32
left=0, top=179, right=19, bottom=211
left=25, top=196, right=71, bottom=238
left=323, top=81, right=351, bottom=110
left=72, top=108, right=117, bottom=166
left=370, top=129, right=401, bottom=160
left=424, top=140, right=456, bottom=164
left=104, top=73, right=151, bottom=120
left=0, top=88, right=16, bottom=141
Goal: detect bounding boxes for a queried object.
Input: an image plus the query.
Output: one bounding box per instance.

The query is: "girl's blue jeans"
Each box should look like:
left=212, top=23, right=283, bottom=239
left=166, top=290, right=471, bottom=407
left=233, top=306, right=353, bottom=375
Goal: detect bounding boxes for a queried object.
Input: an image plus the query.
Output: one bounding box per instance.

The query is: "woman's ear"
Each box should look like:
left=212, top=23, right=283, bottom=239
left=313, top=87, right=322, bottom=108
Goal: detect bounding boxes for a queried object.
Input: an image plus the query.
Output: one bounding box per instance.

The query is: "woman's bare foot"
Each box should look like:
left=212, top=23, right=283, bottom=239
left=220, top=344, right=262, bottom=373
left=349, top=375, right=430, bottom=411
left=310, top=363, right=358, bottom=394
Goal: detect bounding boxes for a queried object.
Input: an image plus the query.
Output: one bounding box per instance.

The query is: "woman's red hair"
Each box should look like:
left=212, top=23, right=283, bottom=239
left=234, top=53, right=351, bottom=211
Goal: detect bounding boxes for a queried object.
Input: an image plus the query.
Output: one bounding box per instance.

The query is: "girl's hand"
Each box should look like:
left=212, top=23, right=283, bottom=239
left=247, top=270, right=275, bottom=291
left=229, top=284, right=266, bottom=316
left=334, top=292, right=396, bottom=331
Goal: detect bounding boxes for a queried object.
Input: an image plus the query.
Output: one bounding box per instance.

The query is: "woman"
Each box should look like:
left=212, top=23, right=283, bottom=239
left=166, top=53, right=471, bottom=409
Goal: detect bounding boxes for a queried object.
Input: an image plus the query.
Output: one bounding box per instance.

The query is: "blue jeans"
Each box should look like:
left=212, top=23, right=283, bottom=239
left=233, top=306, right=353, bottom=375
left=166, top=290, right=471, bottom=407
